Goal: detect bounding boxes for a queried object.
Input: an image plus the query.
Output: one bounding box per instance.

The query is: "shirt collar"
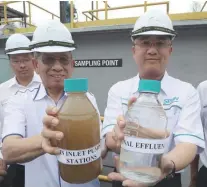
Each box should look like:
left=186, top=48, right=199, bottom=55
left=33, top=83, right=66, bottom=101
left=32, top=72, right=42, bottom=83
left=8, top=72, right=42, bottom=88
left=160, top=71, right=171, bottom=95
left=132, top=71, right=171, bottom=95
left=8, top=77, right=17, bottom=88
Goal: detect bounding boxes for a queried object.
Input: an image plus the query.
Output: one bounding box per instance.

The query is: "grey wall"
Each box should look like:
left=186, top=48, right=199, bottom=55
left=1, top=26, right=207, bottom=187
left=0, top=38, right=14, bottom=82
left=72, top=31, right=136, bottom=115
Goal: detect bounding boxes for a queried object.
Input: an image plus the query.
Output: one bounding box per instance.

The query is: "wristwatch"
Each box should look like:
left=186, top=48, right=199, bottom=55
left=165, top=160, right=176, bottom=180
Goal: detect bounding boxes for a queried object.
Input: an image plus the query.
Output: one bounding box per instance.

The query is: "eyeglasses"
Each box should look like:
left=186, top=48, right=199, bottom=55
left=134, top=40, right=171, bottom=49
left=41, top=56, right=72, bottom=66
left=11, top=58, right=31, bottom=65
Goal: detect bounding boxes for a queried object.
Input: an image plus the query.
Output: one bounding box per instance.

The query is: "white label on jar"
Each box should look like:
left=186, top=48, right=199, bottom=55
left=121, top=137, right=169, bottom=154
left=57, top=143, right=101, bottom=165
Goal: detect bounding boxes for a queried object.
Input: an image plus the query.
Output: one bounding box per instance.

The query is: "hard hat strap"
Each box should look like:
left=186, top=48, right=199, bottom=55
left=29, top=40, right=77, bottom=49
left=131, top=26, right=177, bottom=36
left=5, top=47, right=31, bottom=54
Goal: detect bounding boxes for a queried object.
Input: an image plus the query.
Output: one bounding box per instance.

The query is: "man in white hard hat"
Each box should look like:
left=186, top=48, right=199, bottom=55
left=100, top=9, right=204, bottom=187
left=25, top=9, right=204, bottom=187
left=0, top=33, right=41, bottom=187
left=189, top=80, right=207, bottom=187
left=1, top=20, right=101, bottom=187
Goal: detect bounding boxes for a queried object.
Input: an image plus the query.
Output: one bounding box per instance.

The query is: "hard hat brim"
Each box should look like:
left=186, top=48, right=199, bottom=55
left=32, top=46, right=76, bottom=53
left=132, top=30, right=175, bottom=37
left=6, top=50, right=32, bottom=55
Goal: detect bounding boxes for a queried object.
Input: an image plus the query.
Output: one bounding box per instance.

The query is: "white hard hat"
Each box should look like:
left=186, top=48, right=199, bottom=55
left=30, top=19, right=76, bottom=53
left=5, top=33, right=32, bottom=55
left=131, top=9, right=177, bottom=39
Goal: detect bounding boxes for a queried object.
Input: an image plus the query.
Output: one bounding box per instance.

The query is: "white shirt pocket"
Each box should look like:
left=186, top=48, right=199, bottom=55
left=164, top=104, right=182, bottom=132
left=121, top=97, right=129, bottom=116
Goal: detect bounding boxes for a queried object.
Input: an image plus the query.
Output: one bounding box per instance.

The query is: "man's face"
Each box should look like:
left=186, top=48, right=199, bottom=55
left=34, top=52, right=74, bottom=90
left=132, top=35, right=172, bottom=79
left=10, top=53, right=34, bottom=80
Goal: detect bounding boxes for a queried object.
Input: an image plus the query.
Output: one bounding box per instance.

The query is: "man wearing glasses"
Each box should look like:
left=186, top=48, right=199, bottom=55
left=0, top=33, right=41, bottom=187
left=34, top=9, right=204, bottom=187
left=101, top=9, right=205, bottom=187
left=1, top=20, right=100, bottom=187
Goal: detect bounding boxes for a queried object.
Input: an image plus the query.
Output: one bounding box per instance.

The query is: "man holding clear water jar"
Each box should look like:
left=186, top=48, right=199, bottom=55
left=101, top=9, right=205, bottom=187
left=39, top=8, right=205, bottom=187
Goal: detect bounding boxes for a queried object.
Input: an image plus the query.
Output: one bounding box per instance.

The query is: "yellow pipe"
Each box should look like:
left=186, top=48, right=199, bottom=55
left=3, top=3, right=7, bottom=24
left=12, top=11, right=207, bottom=33
left=166, top=1, right=169, bottom=13
left=104, top=1, right=108, bottom=20
left=70, top=1, right=74, bottom=28
left=0, top=19, right=35, bottom=27
left=98, top=175, right=111, bottom=182
left=82, top=1, right=169, bottom=13
left=0, top=20, right=21, bottom=24
left=144, top=1, right=147, bottom=12
left=0, top=1, right=20, bottom=5
left=96, top=1, right=99, bottom=19
left=28, top=1, right=32, bottom=25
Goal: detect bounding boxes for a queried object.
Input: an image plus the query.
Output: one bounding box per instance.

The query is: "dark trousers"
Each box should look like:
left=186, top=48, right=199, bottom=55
left=112, top=173, right=181, bottom=187
left=0, top=164, right=25, bottom=187
left=197, top=165, right=207, bottom=187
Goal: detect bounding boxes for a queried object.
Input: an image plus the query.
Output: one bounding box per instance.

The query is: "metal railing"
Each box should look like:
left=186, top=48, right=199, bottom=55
left=82, top=1, right=169, bottom=22
left=82, top=1, right=110, bottom=21
left=201, top=1, right=207, bottom=12
left=0, top=1, right=59, bottom=27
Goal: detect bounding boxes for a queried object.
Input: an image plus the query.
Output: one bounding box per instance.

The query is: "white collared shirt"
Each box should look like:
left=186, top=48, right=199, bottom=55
left=197, top=80, right=207, bottom=168
left=0, top=72, right=41, bottom=158
left=102, top=72, right=204, bottom=167
left=2, top=83, right=100, bottom=187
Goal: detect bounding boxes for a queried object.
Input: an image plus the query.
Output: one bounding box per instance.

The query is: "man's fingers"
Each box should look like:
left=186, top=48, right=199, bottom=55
left=128, top=96, right=137, bottom=108
left=114, top=125, right=124, bottom=141
left=108, top=173, right=146, bottom=187
left=117, top=115, right=125, bottom=123
left=45, top=106, right=59, bottom=116
left=41, top=127, right=63, bottom=141
left=108, top=172, right=126, bottom=182
left=114, top=155, right=120, bottom=172
left=117, top=116, right=126, bottom=129
left=122, top=179, right=147, bottom=187
left=42, top=138, right=60, bottom=155
left=118, top=119, right=126, bottom=130
left=108, top=156, right=147, bottom=187
left=114, top=115, right=126, bottom=141
left=42, top=115, right=59, bottom=128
